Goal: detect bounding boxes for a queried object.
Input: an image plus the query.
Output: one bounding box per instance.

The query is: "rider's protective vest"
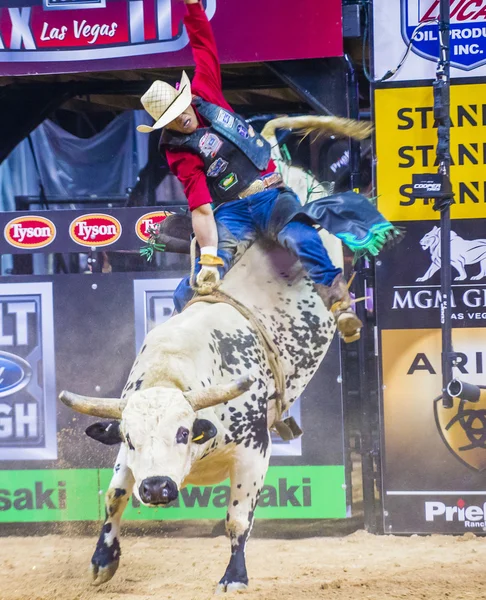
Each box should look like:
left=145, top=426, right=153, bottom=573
left=159, top=97, right=272, bottom=204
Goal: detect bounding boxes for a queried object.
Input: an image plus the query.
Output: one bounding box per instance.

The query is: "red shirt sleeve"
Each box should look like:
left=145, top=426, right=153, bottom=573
left=184, top=2, right=232, bottom=111
left=164, top=2, right=274, bottom=211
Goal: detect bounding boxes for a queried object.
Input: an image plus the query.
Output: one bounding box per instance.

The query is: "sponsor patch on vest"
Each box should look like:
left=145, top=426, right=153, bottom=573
left=199, top=133, right=223, bottom=158
left=237, top=124, right=249, bottom=139
left=218, top=173, right=238, bottom=191
left=248, top=125, right=255, bottom=138
left=216, top=109, right=235, bottom=129
left=207, top=158, right=229, bottom=178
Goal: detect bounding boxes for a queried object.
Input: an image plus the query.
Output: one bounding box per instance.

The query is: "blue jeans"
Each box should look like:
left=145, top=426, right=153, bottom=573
left=173, top=188, right=341, bottom=313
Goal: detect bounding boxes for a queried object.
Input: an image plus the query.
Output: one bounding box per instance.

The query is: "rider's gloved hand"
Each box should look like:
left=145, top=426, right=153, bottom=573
left=196, top=247, right=224, bottom=294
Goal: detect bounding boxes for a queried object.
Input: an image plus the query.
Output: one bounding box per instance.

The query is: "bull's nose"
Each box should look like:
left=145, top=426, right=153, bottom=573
left=139, top=476, right=178, bottom=505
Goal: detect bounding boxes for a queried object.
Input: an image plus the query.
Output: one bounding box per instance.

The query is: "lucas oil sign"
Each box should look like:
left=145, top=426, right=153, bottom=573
left=0, top=283, right=57, bottom=460
left=374, top=0, right=486, bottom=81
left=403, top=0, right=486, bottom=71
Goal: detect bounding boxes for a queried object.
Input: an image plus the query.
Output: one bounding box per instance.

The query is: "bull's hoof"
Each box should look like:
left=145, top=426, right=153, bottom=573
left=215, top=581, right=249, bottom=594
left=90, top=559, right=119, bottom=586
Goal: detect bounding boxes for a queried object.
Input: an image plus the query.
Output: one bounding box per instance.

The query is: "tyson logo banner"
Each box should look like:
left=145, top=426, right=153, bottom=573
left=4, top=216, right=56, bottom=249
left=135, top=212, right=173, bottom=242
left=402, top=0, right=486, bottom=70
left=69, top=214, right=122, bottom=247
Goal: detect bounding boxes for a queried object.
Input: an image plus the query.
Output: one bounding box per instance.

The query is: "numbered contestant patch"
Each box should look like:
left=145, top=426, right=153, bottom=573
left=199, top=133, right=223, bottom=158
left=218, top=173, right=238, bottom=191
left=216, top=109, right=235, bottom=128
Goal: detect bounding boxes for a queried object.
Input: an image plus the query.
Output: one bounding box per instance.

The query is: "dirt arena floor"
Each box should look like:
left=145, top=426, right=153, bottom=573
left=1, top=528, right=486, bottom=600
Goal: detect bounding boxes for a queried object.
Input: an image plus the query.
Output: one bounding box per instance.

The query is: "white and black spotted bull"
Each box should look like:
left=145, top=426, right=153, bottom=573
left=59, top=158, right=343, bottom=592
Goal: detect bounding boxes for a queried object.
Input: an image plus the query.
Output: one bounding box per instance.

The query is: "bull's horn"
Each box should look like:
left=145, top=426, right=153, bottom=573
left=185, top=375, right=256, bottom=411
left=59, top=390, right=125, bottom=419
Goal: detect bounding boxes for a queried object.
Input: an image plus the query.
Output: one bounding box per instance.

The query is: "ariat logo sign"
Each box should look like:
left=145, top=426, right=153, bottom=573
left=402, top=0, right=486, bottom=71
left=434, top=392, right=486, bottom=471
left=69, top=213, right=121, bottom=247
left=425, top=499, right=486, bottom=527
left=4, top=216, right=56, bottom=250
left=135, top=212, right=172, bottom=242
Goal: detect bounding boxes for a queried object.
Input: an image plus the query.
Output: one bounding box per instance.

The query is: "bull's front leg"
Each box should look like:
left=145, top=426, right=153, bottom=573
left=217, top=441, right=271, bottom=593
left=91, top=445, right=134, bottom=586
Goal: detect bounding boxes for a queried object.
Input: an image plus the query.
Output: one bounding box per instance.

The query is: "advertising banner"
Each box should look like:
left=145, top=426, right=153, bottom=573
left=0, top=206, right=186, bottom=255
left=376, top=219, right=486, bottom=533
left=0, top=465, right=345, bottom=522
left=0, top=282, right=56, bottom=460
left=375, top=81, right=486, bottom=222
left=0, top=0, right=342, bottom=77
left=373, top=0, right=486, bottom=83
left=0, top=272, right=347, bottom=522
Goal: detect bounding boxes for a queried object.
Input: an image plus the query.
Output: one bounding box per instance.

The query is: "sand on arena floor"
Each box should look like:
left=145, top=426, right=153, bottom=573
left=0, top=529, right=485, bottom=600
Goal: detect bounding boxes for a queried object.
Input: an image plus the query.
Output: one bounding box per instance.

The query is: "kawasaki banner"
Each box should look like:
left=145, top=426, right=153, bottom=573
left=0, top=466, right=345, bottom=522
left=0, top=272, right=347, bottom=523
left=376, top=219, right=486, bottom=533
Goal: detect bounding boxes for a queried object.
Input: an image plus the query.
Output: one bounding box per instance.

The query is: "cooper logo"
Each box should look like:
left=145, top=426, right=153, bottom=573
left=135, top=211, right=173, bottom=242
left=0, top=351, right=32, bottom=398
left=69, top=214, right=122, bottom=247
left=4, top=216, right=56, bottom=249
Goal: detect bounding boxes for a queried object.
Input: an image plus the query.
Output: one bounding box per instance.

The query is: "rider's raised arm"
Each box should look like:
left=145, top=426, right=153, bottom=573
left=183, top=0, right=231, bottom=109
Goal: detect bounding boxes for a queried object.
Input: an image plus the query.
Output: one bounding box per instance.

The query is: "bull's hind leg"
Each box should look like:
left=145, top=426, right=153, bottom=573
left=91, top=445, right=134, bottom=586
left=217, top=441, right=271, bottom=593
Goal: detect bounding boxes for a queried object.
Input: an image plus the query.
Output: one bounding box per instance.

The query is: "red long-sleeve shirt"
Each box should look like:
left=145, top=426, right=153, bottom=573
left=165, top=2, right=275, bottom=211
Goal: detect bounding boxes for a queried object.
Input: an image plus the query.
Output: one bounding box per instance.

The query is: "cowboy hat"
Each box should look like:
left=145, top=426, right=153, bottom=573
left=137, top=71, right=192, bottom=134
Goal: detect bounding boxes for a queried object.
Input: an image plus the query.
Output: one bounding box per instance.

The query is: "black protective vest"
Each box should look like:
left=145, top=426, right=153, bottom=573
left=160, top=97, right=271, bottom=204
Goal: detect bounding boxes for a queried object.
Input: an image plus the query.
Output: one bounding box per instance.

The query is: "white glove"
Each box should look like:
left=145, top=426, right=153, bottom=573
left=196, top=265, right=220, bottom=290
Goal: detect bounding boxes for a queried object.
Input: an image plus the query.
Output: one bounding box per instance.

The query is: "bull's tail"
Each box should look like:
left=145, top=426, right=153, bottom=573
left=261, top=115, right=373, bottom=142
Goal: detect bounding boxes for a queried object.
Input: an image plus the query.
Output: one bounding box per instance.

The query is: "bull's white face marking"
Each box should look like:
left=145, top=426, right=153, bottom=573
left=120, top=387, right=196, bottom=502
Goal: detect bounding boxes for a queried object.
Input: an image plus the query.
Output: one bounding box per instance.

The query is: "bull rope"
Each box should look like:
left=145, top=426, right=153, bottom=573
left=184, top=238, right=291, bottom=438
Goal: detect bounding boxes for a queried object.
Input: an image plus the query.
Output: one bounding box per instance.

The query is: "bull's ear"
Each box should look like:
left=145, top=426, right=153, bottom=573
left=85, top=421, right=122, bottom=445
left=192, top=419, right=217, bottom=445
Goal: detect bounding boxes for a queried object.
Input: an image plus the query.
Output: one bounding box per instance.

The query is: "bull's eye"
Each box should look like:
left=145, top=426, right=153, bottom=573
left=126, top=433, right=135, bottom=450
left=176, top=427, right=189, bottom=444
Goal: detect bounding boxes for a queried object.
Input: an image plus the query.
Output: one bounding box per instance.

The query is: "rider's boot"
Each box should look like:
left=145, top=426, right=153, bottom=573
left=315, top=273, right=362, bottom=343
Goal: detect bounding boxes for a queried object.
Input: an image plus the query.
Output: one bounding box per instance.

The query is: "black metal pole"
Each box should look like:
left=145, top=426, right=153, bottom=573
left=437, top=0, right=453, bottom=408
left=345, top=54, right=378, bottom=532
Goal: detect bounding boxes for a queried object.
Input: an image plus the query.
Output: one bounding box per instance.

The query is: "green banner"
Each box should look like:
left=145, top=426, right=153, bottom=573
left=0, top=469, right=99, bottom=522
left=0, top=465, right=345, bottom=523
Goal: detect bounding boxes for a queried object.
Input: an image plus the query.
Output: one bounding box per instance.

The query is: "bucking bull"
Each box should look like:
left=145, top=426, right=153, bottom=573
left=59, top=118, right=382, bottom=593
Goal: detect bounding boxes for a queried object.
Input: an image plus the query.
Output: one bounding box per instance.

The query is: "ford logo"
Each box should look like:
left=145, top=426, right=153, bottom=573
left=0, top=351, right=32, bottom=398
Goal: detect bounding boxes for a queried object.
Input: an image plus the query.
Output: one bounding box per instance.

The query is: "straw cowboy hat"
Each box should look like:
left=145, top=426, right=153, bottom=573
left=137, top=71, right=192, bottom=134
